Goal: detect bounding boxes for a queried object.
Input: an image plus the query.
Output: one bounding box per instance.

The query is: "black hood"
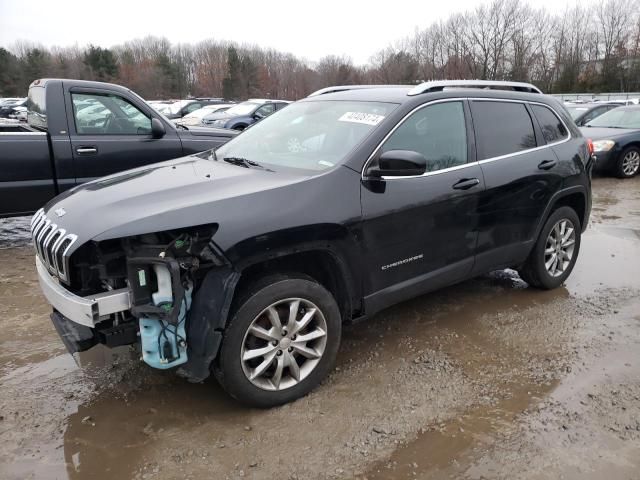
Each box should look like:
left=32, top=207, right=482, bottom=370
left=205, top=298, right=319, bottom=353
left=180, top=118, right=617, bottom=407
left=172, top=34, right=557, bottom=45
left=43, top=155, right=310, bottom=252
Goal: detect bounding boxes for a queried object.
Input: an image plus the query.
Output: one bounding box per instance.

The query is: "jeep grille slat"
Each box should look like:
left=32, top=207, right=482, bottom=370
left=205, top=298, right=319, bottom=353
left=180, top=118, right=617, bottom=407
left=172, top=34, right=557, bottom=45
left=30, top=209, right=78, bottom=283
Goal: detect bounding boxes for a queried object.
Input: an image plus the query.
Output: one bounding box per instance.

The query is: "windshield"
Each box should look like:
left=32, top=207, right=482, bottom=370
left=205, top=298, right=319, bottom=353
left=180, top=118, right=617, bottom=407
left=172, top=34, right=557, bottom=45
left=566, top=106, right=589, bottom=119
left=226, top=102, right=261, bottom=116
left=211, top=100, right=398, bottom=171
left=586, top=108, right=640, bottom=128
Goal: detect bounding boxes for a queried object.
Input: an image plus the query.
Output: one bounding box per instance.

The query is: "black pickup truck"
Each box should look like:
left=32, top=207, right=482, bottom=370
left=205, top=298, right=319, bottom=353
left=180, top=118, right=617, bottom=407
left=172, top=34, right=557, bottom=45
left=0, top=79, right=237, bottom=218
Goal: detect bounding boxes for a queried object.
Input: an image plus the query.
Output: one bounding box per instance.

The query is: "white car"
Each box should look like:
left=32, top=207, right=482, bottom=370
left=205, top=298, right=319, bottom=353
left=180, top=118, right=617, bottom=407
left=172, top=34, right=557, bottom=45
left=175, top=104, right=233, bottom=126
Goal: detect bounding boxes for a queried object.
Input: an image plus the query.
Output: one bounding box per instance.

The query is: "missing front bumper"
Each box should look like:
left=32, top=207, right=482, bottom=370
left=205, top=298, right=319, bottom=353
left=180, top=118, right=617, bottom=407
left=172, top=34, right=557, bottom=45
left=36, top=256, right=131, bottom=327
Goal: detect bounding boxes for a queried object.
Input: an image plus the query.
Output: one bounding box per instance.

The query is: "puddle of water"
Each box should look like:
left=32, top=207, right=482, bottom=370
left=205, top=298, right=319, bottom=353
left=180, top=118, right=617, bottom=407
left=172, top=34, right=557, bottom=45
left=566, top=226, right=640, bottom=296
left=363, top=382, right=557, bottom=480
left=0, top=216, right=32, bottom=249
left=359, top=225, right=640, bottom=480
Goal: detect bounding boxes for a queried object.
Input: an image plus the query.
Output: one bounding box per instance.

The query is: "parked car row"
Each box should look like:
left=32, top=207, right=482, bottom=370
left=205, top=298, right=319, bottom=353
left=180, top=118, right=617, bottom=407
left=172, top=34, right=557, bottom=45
left=0, top=97, right=27, bottom=120
left=174, top=104, right=232, bottom=127
left=147, top=97, right=290, bottom=130
left=202, top=99, right=290, bottom=130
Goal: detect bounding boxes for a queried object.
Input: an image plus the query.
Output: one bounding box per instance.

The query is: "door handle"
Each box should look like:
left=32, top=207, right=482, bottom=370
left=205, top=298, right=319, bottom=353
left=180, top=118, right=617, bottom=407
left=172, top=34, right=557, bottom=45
left=452, top=178, right=480, bottom=190
left=538, top=159, right=557, bottom=170
left=76, top=146, right=97, bottom=155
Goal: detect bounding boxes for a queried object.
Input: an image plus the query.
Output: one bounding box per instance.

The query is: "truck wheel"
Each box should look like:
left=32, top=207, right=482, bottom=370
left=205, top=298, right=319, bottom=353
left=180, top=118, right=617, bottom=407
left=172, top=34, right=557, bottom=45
left=615, top=146, right=640, bottom=178
left=518, top=206, right=581, bottom=290
left=215, top=275, right=341, bottom=407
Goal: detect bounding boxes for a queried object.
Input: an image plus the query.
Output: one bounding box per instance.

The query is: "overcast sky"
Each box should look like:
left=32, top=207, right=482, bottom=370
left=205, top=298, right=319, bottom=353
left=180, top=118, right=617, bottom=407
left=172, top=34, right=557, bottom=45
left=1, top=0, right=577, bottom=65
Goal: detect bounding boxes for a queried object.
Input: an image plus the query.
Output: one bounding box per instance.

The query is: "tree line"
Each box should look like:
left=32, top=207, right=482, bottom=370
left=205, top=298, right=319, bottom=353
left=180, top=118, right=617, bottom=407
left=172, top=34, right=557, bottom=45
left=1, top=0, right=639, bottom=100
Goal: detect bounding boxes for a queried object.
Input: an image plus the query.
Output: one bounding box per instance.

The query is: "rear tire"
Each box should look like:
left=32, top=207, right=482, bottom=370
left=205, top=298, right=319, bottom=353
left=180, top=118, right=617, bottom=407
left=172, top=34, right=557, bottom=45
left=518, top=206, right=581, bottom=290
left=615, top=146, right=640, bottom=178
left=214, top=275, right=341, bottom=408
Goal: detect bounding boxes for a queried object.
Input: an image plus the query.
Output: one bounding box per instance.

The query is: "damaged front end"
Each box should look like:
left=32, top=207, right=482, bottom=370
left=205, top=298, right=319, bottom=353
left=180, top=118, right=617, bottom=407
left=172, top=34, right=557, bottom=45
left=41, top=224, right=239, bottom=382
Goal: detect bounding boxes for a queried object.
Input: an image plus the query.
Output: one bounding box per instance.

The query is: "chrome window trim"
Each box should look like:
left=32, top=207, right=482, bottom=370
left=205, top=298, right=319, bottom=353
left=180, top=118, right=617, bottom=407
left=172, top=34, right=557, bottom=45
left=361, top=97, right=572, bottom=181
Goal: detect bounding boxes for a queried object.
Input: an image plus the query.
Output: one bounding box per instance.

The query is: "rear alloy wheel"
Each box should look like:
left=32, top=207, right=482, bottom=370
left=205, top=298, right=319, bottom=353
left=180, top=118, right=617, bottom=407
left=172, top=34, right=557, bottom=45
left=215, top=276, right=341, bottom=407
left=518, top=206, right=581, bottom=290
left=616, top=147, right=640, bottom=178
left=543, top=219, right=576, bottom=278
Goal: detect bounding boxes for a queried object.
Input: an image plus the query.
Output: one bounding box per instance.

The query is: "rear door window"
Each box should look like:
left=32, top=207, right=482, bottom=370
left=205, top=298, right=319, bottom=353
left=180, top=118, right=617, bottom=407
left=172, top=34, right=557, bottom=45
left=471, top=101, right=536, bottom=160
left=530, top=105, right=569, bottom=143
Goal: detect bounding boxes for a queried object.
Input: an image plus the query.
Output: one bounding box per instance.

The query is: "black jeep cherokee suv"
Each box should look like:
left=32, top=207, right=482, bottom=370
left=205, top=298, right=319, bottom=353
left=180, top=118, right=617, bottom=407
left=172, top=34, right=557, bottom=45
left=33, top=80, right=593, bottom=407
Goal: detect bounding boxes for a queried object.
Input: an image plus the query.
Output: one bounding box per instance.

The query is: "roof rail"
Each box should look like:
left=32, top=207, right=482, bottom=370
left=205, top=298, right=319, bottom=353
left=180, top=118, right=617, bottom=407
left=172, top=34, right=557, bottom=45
left=307, top=85, right=409, bottom=97
left=407, top=80, right=543, bottom=96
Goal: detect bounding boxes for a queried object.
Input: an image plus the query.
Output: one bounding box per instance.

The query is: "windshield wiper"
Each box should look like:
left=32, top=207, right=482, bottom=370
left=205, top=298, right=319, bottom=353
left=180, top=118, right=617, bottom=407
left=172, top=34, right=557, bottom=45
left=223, top=157, right=264, bottom=169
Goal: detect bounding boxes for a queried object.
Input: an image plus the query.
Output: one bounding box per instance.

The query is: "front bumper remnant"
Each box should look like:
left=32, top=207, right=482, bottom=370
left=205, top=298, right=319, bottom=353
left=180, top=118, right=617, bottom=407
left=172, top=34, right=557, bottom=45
left=36, top=256, right=131, bottom=327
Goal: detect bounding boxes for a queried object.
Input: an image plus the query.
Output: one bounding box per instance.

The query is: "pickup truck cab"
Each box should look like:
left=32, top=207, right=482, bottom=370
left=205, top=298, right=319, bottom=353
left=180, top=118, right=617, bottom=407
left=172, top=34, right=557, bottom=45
left=33, top=80, right=592, bottom=407
left=0, top=79, right=237, bottom=218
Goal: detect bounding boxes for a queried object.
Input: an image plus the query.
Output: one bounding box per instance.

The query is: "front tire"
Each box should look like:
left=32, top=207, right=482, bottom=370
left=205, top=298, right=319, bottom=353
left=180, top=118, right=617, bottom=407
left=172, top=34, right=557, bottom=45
left=615, top=146, right=640, bottom=178
left=518, top=206, right=581, bottom=290
left=215, top=276, right=341, bottom=407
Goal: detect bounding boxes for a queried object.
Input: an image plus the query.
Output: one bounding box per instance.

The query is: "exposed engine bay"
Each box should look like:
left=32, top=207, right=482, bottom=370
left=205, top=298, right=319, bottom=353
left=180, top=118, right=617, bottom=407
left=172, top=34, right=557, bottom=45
left=54, top=225, right=236, bottom=379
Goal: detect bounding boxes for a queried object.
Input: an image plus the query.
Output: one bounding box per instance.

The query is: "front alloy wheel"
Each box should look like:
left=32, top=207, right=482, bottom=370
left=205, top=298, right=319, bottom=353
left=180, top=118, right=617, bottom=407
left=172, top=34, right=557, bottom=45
left=215, top=276, right=341, bottom=407
left=241, top=298, right=328, bottom=391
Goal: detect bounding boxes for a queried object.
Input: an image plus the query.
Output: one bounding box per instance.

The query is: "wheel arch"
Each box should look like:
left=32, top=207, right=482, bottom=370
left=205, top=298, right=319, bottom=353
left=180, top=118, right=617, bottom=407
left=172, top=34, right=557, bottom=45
left=231, top=246, right=359, bottom=326
left=534, top=186, right=589, bottom=241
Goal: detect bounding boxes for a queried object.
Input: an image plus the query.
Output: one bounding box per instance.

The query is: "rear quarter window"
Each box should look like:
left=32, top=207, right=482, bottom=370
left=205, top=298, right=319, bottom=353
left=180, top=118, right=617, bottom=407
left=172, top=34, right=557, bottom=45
left=531, top=105, right=569, bottom=143
left=27, top=86, right=47, bottom=130
left=471, top=101, right=536, bottom=160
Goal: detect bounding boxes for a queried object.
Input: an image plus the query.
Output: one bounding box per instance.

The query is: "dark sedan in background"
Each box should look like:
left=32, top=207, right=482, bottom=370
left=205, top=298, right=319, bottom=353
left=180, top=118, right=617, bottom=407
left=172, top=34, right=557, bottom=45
left=580, top=106, right=640, bottom=178
left=566, top=102, right=620, bottom=126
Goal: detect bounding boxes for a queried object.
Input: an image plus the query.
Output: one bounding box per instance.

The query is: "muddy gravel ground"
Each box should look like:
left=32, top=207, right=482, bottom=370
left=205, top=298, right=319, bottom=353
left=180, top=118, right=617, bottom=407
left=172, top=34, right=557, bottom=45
left=1, top=176, right=639, bottom=480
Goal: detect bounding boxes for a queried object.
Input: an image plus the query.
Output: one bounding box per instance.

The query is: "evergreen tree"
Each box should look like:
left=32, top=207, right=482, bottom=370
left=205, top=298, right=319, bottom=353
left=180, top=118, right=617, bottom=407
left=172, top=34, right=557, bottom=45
left=83, top=45, right=118, bottom=81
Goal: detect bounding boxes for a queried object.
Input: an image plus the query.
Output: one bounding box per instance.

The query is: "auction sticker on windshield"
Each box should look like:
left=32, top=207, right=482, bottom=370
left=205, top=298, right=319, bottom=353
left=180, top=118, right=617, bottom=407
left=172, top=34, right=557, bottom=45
left=338, top=112, right=385, bottom=126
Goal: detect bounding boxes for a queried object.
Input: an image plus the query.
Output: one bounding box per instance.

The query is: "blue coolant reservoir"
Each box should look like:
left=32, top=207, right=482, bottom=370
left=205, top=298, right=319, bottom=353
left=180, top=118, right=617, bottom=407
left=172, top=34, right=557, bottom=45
left=139, top=264, right=192, bottom=369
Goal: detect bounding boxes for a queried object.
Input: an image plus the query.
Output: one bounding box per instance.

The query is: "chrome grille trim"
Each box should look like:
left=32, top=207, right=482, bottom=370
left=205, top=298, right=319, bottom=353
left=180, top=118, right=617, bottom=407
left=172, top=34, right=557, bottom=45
left=30, top=209, right=78, bottom=283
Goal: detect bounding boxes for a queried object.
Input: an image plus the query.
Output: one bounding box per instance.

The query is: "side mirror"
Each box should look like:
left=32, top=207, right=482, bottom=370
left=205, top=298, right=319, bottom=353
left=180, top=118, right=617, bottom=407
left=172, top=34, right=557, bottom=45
left=151, top=118, right=166, bottom=138
left=368, top=150, right=427, bottom=178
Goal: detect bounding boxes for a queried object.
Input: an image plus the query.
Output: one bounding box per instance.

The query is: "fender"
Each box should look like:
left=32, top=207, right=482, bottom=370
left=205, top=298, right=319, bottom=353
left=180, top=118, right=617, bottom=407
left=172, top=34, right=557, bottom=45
left=532, top=185, right=589, bottom=240
left=225, top=222, right=364, bottom=306
left=177, top=265, right=240, bottom=382
left=177, top=225, right=363, bottom=382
